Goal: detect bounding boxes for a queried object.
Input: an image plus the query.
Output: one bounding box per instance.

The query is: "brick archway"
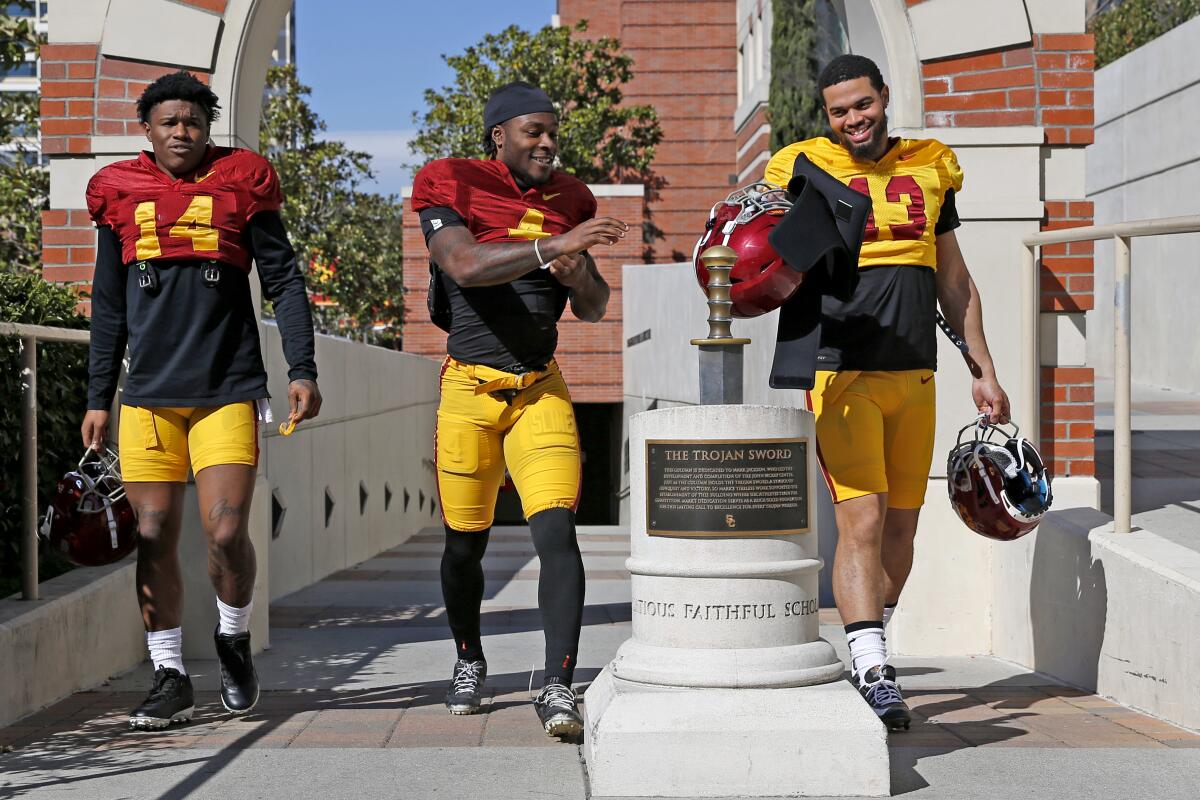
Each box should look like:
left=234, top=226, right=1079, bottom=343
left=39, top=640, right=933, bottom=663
left=42, top=0, right=288, bottom=304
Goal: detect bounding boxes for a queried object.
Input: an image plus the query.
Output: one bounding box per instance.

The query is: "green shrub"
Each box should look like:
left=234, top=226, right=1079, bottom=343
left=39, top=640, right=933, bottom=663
left=0, top=271, right=90, bottom=596
left=1092, top=0, right=1200, bottom=68
left=769, top=0, right=827, bottom=152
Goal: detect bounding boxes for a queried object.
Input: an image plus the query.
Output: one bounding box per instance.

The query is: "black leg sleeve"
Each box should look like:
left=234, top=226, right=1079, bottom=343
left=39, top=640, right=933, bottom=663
left=529, top=508, right=585, bottom=685
left=440, top=525, right=490, bottom=663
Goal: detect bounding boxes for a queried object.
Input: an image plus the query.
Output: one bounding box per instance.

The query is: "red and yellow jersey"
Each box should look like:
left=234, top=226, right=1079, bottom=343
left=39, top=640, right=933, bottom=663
left=86, top=146, right=282, bottom=272
left=409, top=158, right=596, bottom=242
left=764, top=137, right=963, bottom=270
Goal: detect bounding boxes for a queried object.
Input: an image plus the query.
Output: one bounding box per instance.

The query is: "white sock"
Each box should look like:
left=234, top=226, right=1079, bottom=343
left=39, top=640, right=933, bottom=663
left=846, top=625, right=886, bottom=683
left=882, top=603, right=897, bottom=630
left=217, top=596, right=253, bottom=636
left=146, top=628, right=186, bottom=674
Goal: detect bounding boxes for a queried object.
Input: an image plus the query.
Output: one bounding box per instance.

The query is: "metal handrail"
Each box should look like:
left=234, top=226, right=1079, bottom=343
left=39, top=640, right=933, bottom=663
left=1020, top=214, right=1200, bottom=535
left=0, top=322, right=91, bottom=601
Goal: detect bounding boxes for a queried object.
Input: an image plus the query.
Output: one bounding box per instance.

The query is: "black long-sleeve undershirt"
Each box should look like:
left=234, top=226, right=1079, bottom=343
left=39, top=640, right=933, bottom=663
left=87, top=211, right=317, bottom=410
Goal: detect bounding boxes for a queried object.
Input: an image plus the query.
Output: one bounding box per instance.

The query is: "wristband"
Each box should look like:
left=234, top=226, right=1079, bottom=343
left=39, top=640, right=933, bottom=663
left=534, top=238, right=550, bottom=269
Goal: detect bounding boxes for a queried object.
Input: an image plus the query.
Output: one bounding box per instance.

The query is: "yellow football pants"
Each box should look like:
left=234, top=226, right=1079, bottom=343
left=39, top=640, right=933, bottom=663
left=435, top=358, right=581, bottom=532
left=806, top=369, right=936, bottom=509
left=118, top=402, right=258, bottom=483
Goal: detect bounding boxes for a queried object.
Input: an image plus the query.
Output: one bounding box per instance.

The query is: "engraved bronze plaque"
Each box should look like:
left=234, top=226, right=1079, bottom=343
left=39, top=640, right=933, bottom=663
left=646, top=438, right=810, bottom=537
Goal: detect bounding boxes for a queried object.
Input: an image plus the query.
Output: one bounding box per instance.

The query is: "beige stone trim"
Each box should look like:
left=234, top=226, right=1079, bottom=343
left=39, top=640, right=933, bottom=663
left=908, top=0, right=1031, bottom=62
left=100, top=0, right=222, bottom=71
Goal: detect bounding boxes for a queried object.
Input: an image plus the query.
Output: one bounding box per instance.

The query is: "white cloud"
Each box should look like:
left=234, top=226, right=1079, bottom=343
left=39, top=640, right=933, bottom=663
left=321, top=129, right=417, bottom=198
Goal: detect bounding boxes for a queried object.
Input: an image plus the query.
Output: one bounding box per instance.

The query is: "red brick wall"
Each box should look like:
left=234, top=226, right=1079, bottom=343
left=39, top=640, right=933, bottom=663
left=922, top=35, right=1094, bottom=144
left=557, top=1, right=739, bottom=261
left=920, top=34, right=1096, bottom=477
left=400, top=192, right=645, bottom=403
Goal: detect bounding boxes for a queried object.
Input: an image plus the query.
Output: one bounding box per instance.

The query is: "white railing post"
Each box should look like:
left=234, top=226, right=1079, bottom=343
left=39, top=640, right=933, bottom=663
left=20, top=335, right=38, bottom=600
left=1113, top=235, right=1132, bottom=533
left=1021, top=244, right=1039, bottom=447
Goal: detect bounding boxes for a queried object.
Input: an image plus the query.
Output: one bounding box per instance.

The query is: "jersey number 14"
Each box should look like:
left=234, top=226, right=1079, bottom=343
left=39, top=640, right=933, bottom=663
left=134, top=196, right=220, bottom=259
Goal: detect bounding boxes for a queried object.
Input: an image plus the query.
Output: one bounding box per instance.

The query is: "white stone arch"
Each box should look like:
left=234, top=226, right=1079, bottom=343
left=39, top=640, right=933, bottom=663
left=208, top=0, right=293, bottom=151
left=863, top=0, right=923, bottom=130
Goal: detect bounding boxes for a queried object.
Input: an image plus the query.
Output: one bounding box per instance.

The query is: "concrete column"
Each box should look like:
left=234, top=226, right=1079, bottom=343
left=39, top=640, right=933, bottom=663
left=585, top=404, right=888, bottom=798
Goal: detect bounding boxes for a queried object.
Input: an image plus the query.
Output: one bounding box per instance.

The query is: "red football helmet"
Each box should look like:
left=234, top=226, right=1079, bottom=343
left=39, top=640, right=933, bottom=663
left=693, top=183, right=803, bottom=318
left=40, top=447, right=137, bottom=566
left=947, top=417, right=1053, bottom=542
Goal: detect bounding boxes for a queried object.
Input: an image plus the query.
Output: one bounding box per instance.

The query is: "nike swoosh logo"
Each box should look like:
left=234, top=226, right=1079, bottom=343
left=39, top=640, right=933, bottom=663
left=920, top=374, right=934, bottom=384
left=194, top=170, right=214, bottom=183
left=543, top=192, right=561, bottom=201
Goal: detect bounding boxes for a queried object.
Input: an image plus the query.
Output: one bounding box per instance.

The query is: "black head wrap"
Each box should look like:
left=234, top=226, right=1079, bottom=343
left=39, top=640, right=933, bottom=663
left=483, top=81, right=556, bottom=130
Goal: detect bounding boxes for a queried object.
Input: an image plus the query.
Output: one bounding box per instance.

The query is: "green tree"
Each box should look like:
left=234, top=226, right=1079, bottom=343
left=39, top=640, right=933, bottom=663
left=769, top=0, right=828, bottom=152
left=410, top=20, right=662, bottom=207
left=260, top=65, right=404, bottom=347
left=1092, top=0, right=1200, bottom=68
left=0, top=0, right=47, bottom=274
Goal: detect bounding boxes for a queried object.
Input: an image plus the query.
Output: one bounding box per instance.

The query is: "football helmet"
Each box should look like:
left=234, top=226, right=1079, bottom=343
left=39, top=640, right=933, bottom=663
left=40, top=447, right=137, bottom=566
left=693, top=183, right=803, bottom=318
left=947, top=417, right=1053, bottom=542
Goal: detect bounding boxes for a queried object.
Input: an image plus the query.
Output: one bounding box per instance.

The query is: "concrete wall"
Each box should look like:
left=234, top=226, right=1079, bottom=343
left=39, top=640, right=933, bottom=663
left=0, top=332, right=440, bottom=722
left=0, top=562, right=142, bottom=729
left=259, top=326, right=441, bottom=601
left=1087, top=15, right=1200, bottom=393
left=991, top=508, right=1200, bottom=731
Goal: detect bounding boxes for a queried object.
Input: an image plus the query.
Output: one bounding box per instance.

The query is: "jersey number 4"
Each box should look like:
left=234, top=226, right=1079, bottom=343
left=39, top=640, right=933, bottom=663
left=507, top=208, right=552, bottom=240
left=847, top=176, right=926, bottom=241
left=134, top=196, right=220, bottom=259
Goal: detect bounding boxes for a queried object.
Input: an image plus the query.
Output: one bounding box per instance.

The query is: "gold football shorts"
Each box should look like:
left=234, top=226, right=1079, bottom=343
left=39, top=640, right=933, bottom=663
left=806, top=369, right=936, bottom=509
left=436, top=358, right=581, bottom=532
left=119, top=402, right=258, bottom=483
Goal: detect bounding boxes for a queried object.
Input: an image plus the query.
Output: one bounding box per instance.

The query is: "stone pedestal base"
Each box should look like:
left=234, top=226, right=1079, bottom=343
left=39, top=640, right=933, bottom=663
left=584, top=666, right=890, bottom=798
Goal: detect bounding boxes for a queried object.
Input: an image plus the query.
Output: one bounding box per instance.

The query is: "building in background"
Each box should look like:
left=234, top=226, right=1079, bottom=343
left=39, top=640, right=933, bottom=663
left=1, top=1, right=48, bottom=162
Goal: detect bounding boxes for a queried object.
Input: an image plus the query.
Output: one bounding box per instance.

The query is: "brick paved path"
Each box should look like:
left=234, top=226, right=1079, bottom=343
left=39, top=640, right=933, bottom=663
left=2, top=526, right=1198, bottom=799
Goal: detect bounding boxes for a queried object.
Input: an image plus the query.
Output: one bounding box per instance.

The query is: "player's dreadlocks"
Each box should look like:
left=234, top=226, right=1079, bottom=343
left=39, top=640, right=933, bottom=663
left=137, top=71, right=222, bottom=124
left=817, top=54, right=885, bottom=98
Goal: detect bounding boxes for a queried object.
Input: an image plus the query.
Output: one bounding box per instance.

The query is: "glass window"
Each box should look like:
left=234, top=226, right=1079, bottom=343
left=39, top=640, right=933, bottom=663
left=2, top=60, right=37, bottom=77
left=5, top=2, right=33, bottom=16
left=814, top=0, right=850, bottom=72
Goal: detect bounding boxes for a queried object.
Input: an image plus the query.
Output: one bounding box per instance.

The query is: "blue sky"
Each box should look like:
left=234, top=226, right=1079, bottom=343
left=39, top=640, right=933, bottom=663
left=296, top=0, right=557, bottom=196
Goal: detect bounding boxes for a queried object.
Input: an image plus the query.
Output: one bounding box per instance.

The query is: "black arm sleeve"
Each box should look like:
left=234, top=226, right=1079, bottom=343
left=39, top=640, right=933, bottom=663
left=418, top=206, right=466, bottom=244
left=87, top=226, right=127, bottom=410
left=935, top=189, right=961, bottom=235
left=247, top=211, right=318, bottom=383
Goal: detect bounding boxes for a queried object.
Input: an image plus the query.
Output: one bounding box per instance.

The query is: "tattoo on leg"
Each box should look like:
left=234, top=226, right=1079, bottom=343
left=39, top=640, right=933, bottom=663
left=208, top=498, right=243, bottom=522
left=136, top=506, right=168, bottom=522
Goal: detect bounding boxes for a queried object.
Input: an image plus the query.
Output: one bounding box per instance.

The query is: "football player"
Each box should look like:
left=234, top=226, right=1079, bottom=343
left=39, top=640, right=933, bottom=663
left=410, top=81, right=627, bottom=738
left=764, top=54, right=1010, bottom=730
left=81, top=71, right=321, bottom=729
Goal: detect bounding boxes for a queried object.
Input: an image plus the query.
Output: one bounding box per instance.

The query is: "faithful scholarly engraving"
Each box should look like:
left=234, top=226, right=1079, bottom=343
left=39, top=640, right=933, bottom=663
left=646, top=437, right=810, bottom=536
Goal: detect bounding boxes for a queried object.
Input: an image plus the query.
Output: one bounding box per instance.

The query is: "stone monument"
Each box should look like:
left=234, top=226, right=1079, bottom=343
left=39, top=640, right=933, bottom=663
left=583, top=247, right=890, bottom=797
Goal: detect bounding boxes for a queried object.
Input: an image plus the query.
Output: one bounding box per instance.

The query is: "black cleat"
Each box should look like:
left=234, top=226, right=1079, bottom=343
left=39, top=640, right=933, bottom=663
left=532, top=681, right=583, bottom=739
left=445, top=659, right=487, bottom=715
left=129, top=667, right=194, bottom=730
left=858, top=664, right=911, bottom=731
left=214, top=627, right=260, bottom=714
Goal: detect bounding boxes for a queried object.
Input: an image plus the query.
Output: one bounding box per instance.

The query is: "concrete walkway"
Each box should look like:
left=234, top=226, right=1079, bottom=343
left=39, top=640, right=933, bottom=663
left=2, top=525, right=1199, bottom=800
